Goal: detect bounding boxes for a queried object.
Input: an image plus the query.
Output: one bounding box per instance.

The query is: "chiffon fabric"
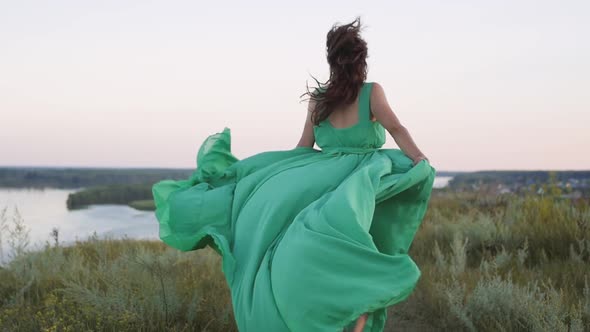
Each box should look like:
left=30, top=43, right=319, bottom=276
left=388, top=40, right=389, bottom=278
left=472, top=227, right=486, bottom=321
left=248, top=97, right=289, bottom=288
left=152, top=82, right=436, bottom=331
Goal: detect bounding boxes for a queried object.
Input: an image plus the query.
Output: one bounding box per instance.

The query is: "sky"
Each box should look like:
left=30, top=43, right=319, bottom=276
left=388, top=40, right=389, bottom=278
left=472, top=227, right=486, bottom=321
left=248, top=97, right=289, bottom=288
left=0, top=0, right=588, bottom=171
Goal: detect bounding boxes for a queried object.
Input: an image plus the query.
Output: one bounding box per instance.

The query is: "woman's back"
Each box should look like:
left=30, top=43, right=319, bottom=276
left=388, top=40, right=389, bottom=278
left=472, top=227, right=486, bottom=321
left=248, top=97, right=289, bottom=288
left=322, top=85, right=376, bottom=129
left=313, top=82, right=386, bottom=154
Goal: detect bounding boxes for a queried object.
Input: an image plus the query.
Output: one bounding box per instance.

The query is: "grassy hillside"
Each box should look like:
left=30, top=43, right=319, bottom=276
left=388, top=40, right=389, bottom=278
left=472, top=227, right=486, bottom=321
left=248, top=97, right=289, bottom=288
left=0, top=185, right=588, bottom=331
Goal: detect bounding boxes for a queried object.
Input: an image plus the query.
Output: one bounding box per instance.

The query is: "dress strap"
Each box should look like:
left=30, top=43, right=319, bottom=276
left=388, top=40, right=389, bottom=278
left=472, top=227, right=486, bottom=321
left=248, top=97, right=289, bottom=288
left=358, top=82, right=373, bottom=122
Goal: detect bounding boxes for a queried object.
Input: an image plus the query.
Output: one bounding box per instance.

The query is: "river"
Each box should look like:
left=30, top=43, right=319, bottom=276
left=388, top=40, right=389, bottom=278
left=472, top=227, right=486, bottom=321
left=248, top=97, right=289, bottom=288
left=0, top=176, right=451, bottom=264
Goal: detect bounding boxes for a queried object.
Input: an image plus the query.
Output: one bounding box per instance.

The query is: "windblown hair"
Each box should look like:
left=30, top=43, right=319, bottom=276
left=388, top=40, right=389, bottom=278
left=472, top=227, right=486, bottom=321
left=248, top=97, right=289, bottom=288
left=301, top=17, right=368, bottom=125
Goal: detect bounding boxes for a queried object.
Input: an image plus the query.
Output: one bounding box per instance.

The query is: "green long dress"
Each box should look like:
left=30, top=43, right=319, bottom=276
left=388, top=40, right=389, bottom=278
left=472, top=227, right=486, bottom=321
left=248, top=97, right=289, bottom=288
left=152, top=82, right=436, bottom=332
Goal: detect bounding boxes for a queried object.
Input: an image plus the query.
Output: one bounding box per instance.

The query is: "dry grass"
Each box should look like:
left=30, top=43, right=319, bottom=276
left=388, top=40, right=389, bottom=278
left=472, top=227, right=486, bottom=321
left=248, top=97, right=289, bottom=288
left=0, top=178, right=588, bottom=331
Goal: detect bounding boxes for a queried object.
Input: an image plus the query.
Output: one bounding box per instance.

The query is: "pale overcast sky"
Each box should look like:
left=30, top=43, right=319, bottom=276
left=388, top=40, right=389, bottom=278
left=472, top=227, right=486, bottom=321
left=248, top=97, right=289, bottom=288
left=1, top=0, right=588, bottom=171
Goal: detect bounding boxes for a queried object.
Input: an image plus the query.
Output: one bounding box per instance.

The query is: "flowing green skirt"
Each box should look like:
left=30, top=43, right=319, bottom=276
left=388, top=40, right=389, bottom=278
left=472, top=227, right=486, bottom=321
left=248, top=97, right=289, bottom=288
left=152, top=127, right=436, bottom=332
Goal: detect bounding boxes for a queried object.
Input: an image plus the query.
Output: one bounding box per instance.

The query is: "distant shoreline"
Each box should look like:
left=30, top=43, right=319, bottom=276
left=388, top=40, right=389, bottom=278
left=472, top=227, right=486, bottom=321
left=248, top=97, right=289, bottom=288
left=3, top=165, right=582, bottom=189
left=1, top=168, right=589, bottom=211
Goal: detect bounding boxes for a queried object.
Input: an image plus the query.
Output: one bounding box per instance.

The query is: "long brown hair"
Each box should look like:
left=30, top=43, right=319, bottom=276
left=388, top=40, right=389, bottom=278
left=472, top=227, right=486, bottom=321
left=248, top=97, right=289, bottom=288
left=300, top=17, right=368, bottom=125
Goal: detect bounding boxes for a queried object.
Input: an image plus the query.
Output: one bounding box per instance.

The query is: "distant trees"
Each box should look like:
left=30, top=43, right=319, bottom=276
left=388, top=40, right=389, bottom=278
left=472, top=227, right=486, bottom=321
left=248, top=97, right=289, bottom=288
left=0, top=167, right=192, bottom=189
left=449, top=170, right=590, bottom=197
left=66, top=183, right=154, bottom=210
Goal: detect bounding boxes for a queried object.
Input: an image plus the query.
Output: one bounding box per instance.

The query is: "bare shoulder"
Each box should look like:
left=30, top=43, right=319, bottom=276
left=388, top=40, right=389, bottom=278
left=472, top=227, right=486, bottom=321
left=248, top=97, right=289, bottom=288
left=369, top=82, right=389, bottom=109
left=367, top=81, right=404, bottom=132
left=370, top=82, right=385, bottom=99
left=368, top=82, right=387, bottom=119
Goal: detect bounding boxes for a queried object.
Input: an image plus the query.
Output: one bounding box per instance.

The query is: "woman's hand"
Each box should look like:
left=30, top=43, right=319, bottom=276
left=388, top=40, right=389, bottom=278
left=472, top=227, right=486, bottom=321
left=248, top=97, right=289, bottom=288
left=412, top=155, right=429, bottom=165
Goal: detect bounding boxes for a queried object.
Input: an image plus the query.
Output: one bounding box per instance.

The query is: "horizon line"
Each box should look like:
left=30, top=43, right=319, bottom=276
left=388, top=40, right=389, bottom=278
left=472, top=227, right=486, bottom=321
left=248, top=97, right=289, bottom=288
left=1, top=164, right=589, bottom=173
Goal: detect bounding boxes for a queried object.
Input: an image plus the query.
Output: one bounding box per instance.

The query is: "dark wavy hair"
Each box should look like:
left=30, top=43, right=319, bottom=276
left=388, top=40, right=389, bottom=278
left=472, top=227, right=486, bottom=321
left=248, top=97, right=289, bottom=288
left=300, top=17, right=368, bottom=125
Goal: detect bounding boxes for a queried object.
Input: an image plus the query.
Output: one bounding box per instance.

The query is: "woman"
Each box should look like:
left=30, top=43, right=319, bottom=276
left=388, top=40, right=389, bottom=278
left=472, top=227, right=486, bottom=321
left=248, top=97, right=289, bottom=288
left=298, top=17, right=429, bottom=165
left=299, top=17, right=429, bottom=332
left=152, top=17, right=435, bottom=332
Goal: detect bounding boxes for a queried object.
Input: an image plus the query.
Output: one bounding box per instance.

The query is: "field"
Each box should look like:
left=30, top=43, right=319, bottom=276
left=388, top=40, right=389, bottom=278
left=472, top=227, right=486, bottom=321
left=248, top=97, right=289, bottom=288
left=0, top=181, right=588, bottom=331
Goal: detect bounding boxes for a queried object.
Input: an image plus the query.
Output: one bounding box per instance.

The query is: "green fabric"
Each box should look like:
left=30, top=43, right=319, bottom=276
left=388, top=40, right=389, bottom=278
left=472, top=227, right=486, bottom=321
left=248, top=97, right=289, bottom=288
left=152, top=82, right=436, bottom=332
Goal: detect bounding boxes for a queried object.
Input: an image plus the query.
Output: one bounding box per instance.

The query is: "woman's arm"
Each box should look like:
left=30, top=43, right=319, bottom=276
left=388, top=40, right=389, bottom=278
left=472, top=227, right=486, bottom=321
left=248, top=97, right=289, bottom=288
left=295, top=98, right=316, bottom=148
left=370, top=82, right=429, bottom=165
